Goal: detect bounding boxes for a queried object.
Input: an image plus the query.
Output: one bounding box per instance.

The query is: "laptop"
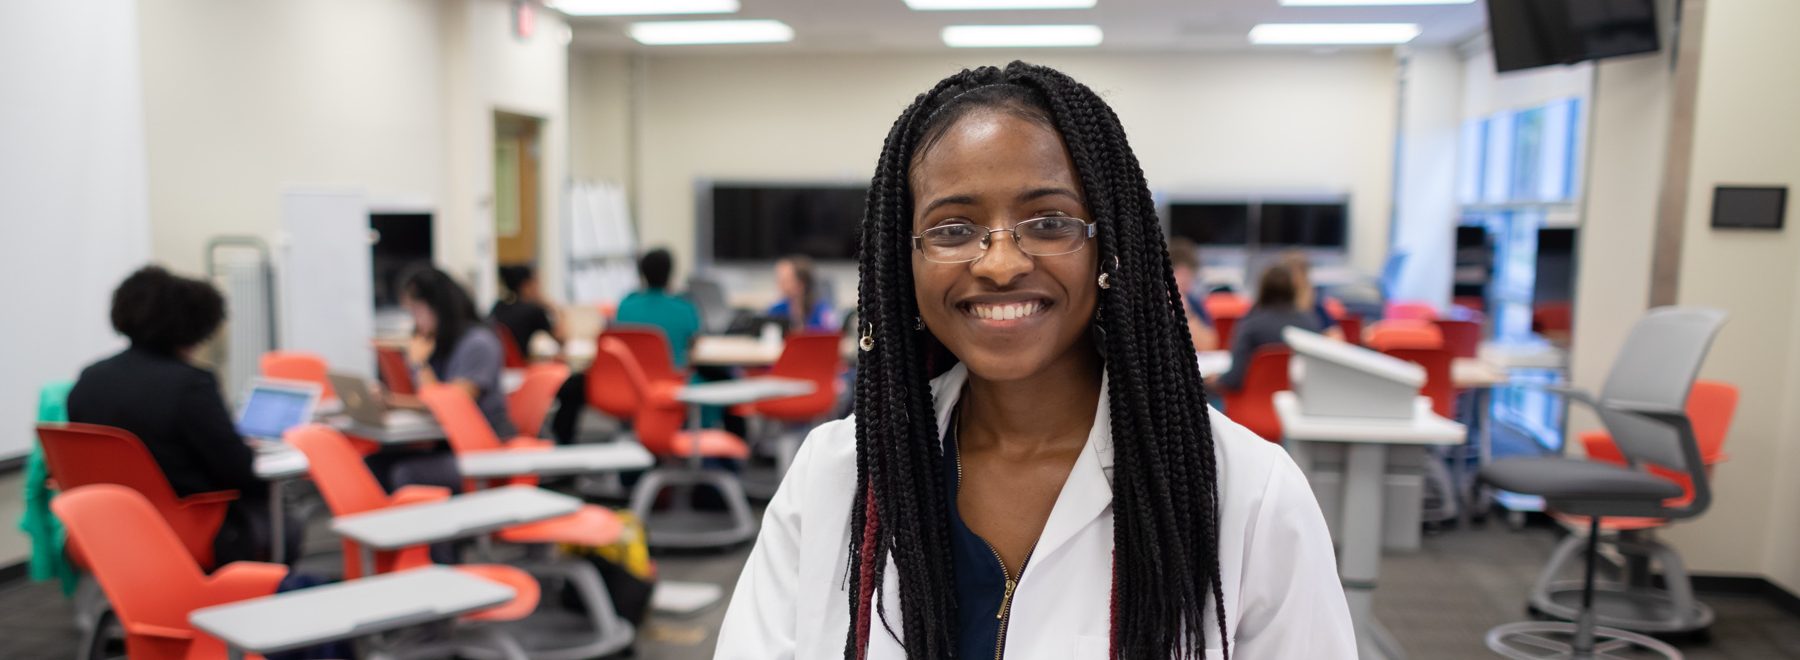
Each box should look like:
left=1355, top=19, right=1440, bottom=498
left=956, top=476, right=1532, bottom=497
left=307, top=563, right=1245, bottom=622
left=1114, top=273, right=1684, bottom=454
left=328, top=373, right=436, bottom=430
left=235, top=379, right=322, bottom=449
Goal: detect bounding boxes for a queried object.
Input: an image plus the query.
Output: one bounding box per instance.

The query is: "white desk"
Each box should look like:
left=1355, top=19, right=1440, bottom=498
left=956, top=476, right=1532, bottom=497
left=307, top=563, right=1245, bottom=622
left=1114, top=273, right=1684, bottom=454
left=1198, top=352, right=1507, bottom=390
left=253, top=444, right=309, bottom=565
left=690, top=335, right=782, bottom=368
left=1276, top=392, right=1465, bottom=660
left=675, top=377, right=815, bottom=407
left=458, top=442, right=655, bottom=479
left=331, top=486, right=582, bottom=576
left=190, top=566, right=514, bottom=660
left=326, top=416, right=446, bottom=445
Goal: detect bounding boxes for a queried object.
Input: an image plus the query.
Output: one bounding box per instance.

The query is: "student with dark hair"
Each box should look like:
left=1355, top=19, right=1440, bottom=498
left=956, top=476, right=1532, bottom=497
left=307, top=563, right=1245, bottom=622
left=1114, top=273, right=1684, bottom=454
left=549, top=248, right=703, bottom=444
left=1278, top=250, right=1345, bottom=342
left=718, top=62, right=1351, bottom=658
left=1168, top=236, right=1220, bottom=351
left=768, top=254, right=835, bottom=332
left=395, top=265, right=515, bottom=437
left=1213, top=263, right=1325, bottom=393
left=67, top=266, right=299, bottom=564
left=491, top=263, right=562, bottom=358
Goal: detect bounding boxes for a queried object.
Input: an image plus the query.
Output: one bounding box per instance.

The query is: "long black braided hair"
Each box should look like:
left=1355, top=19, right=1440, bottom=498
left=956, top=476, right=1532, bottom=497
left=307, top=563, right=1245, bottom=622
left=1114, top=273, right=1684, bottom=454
left=847, top=61, right=1229, bottom=659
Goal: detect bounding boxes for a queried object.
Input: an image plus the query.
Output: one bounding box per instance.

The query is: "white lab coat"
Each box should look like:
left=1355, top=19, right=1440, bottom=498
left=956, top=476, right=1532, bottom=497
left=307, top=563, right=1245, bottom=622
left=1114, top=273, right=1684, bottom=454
left=717, top=364, right=1355, bottom=659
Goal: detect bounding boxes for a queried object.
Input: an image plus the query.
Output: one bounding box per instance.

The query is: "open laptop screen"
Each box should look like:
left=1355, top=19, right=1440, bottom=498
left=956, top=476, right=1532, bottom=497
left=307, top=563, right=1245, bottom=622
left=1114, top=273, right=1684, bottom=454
left=237, top=383, right=317, bottom=440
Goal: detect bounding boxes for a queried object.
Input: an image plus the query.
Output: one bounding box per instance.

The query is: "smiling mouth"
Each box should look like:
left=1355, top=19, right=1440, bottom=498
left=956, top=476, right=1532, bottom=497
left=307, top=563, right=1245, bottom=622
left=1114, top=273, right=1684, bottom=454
left=959, top=299, right=1052, bottom=322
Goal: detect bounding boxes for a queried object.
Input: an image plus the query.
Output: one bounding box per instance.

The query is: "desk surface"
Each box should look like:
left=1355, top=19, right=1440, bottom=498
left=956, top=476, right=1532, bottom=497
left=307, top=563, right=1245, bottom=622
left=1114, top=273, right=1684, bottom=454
left=691, top=335, right=782, bottom=368
left=676, top=377, right=816, bottom=406
left=327, top=416, right=445, bottom=445
left=458, top=442, right=655, bottom=478
left=330, top=486, right=581, bottom=550
left=1274, top=391, right=1466, bottom=445
left=1198, top=352, right=1507, bottom=390
left=253, top=445, right=309, bottom=480
left=189, top=566, right=512, bottom=654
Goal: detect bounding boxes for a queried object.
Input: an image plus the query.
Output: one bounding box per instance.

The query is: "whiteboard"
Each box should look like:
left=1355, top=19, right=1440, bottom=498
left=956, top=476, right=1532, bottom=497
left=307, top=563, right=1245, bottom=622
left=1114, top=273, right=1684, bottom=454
left=278, top=189, right=376, bottom=379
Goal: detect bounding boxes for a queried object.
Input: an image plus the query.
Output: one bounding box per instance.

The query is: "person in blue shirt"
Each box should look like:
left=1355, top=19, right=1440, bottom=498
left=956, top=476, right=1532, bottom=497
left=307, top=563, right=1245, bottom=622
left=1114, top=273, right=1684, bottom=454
left=767, top=255, right=835, bottom=333
left=550, top=248, right=703, bottom=443
left=1168, top=236, right=1219, bottom=351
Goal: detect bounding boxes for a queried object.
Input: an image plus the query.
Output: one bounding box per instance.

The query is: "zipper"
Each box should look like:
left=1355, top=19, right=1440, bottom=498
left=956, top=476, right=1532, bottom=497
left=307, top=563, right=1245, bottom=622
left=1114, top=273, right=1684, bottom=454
left=955, top=416, right=1032, bottom=660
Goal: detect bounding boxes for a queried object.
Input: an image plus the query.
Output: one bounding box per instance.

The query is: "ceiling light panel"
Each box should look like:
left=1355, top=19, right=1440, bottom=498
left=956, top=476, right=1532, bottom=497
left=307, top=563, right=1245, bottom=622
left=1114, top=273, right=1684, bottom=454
left=941, top=25, right=1103, bottom=47
left=906, top=0, right=1097, bottom=10
left=1279, top=0, right=1472, bottom=5
left=551, top=0, right=738, bottom=16
left=1248, top=23, right=1420, bottom=45
left=629, top=19, right=794, bottom=45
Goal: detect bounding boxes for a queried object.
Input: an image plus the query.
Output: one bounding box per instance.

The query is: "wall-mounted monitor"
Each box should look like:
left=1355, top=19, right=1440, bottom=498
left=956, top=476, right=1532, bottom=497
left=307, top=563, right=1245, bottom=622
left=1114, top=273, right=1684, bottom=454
left=1168, top=203, right=1250, bottom=246
left=710, top=184, right=865, bottom=261
left=370, top=213, right=432, bottom=309
left=1486, top=0, right=1660, bottom=73
left=1259, top=203, right=1347, bottom=248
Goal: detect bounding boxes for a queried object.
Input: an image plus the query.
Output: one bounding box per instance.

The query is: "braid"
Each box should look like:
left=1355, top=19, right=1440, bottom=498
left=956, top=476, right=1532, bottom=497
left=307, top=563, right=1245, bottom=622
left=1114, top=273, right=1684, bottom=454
left=848, top=62, right=1228, bottom=659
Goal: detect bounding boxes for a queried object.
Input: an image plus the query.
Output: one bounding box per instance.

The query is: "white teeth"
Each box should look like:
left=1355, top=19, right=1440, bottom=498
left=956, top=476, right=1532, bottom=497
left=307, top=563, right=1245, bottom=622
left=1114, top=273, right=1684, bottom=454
left=969, top=301, right=1043, bottom=321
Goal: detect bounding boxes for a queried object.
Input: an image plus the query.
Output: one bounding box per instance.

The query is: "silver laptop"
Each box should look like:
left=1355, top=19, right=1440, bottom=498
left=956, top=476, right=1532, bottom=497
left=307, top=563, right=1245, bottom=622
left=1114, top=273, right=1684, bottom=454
left=235, top=379, right=322, bottom=447
left=328, top=373, right=435, bottom=430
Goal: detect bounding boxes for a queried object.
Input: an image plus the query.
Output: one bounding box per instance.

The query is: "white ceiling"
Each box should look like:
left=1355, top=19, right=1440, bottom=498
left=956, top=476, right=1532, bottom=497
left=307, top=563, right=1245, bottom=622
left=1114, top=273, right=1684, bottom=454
left=566, top=0, right=1488, bottom=53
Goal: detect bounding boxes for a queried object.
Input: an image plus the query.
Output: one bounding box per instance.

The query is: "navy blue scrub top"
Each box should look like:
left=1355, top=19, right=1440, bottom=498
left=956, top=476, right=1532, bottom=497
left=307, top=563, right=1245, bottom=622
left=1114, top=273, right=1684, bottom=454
left=945, top=405, right=1011, bottom=658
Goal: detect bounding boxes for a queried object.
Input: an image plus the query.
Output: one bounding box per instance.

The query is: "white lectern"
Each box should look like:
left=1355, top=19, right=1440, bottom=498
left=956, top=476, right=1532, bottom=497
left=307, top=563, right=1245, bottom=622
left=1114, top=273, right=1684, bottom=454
left=1278, top=327, right=1465, bottom=660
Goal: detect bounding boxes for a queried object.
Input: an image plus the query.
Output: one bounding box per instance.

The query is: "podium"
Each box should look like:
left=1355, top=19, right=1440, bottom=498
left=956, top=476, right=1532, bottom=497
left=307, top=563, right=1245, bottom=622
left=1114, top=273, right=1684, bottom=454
left=1278, top=328, right=1465, bottom=660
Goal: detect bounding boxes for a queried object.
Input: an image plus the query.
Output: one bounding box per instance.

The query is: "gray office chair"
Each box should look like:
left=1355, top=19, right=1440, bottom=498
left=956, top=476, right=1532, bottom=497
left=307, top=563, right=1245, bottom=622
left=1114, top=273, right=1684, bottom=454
left=1479, top=306, right=1726, bottom=660
left=684, top=275, right=732, bottom=334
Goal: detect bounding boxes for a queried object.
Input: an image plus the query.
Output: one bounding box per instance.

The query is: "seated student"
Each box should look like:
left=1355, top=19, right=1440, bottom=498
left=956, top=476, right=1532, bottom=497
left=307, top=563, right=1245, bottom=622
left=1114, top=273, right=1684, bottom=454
left=374, top=266, right=513, bottom=490
left=67, top=266, right=301, bottom=564
left=1168, top=236, right=1219, bottom=351
left=549, top=248, right=703, bottom=444
left=1212, top=263, right=1324, bottom=393
left=490, top=264, right=563, bottom=359
left=1280, top=250, right=1346, bottom=342
left=767, top=255, right=835, bottom=333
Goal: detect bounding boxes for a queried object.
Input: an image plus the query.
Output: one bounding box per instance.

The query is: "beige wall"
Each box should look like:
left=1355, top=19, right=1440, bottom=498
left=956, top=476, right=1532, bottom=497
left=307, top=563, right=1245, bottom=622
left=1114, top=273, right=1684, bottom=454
left=591, top=50, right=1400, bottom=287
left=1662, top=0, right=1800, bottom=591
left=570, top=51, right=634, bottom=188
left=139, top=0, right=569, bottom=308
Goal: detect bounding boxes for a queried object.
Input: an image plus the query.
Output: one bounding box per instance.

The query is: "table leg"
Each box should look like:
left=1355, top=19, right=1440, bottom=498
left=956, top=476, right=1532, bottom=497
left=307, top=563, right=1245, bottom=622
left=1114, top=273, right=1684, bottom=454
left=270, top=479, right=286, bottom=565
left=1340, top=442, right=1400, bottom=660
left=361, top=545, right=377, bottom=580
left=687, top=403, right=705, bottom=470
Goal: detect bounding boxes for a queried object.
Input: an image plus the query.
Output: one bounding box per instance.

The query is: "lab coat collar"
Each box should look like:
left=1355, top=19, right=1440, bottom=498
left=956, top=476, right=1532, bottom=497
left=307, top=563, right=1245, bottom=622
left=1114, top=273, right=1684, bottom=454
left=927, top=364, right=1114, bottom=567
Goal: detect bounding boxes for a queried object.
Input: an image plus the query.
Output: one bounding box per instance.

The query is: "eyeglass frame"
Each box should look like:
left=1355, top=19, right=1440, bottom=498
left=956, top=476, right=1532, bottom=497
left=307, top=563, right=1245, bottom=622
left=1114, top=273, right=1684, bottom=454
left=910, top=216, right=1098, bottom=264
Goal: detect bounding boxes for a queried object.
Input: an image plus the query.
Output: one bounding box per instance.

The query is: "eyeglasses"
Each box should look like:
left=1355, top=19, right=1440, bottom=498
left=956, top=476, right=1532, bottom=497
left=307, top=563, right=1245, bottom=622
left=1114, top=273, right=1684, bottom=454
left=912, top=216, right=1097, bottom=264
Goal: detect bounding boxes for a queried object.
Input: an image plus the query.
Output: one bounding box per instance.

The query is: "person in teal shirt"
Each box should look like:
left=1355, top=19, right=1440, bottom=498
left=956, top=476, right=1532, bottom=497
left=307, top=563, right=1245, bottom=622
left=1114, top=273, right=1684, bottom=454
left=615, top=248, right=703, bottom=367
left=551, top=248, right=703, bottom=443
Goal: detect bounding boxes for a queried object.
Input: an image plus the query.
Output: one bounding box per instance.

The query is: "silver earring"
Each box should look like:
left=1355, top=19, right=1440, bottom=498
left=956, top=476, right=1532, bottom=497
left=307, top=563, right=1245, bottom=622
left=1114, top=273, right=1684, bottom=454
left=915, top=316, right=923, bottom=331
left=859, top=323, right=876, bottom=352
left=1097, top=272, right=1111, bottom=289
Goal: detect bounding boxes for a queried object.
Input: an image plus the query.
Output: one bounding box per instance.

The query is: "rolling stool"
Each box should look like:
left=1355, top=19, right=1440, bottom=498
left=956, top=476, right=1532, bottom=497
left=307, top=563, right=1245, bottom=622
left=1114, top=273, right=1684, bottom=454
left=1478, top=306, right=1727, bottom=659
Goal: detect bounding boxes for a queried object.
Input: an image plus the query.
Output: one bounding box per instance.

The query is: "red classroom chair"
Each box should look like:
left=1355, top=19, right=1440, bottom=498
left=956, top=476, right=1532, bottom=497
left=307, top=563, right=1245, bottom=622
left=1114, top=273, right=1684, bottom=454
left=53, top=485, right=288, bottom=660
left=37, top=423, right=238, bottom=570
left=260, top=350, right=335, bottom=400
left=376, top=345, right=416, bottom=396
left=1384, top=301, right=1440, bottom=321
left=493, top=323, right=529, bottom=369
left=1383, top=347, right=1456, bottom=418
left=508, top=363, right=572, bottom=439
left=1433, top=319, right=1482, bottom=360
left=1221, top=347, right=1292, bottom=443
left=1366, top=319, right=1445, bottom=351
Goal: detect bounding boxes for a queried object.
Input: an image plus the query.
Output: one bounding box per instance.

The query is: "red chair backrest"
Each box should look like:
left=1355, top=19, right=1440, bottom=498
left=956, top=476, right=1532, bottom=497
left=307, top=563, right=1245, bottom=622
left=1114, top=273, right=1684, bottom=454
left=1366, top=319, right=1444, bottom=351
left=376, top=346, right=416, bottom=395
left=1213, top=316, right=1239, bottom=352
left=602, top=325, right=685, bottom=385
left=1323, top=297, right=1348, bottom=321
left=493, top=323, right=529, bottom=369
left=260, top=350, right=335, bottom=399
left=1581, top=380, right=1739, bottom=506
left=1384, top=301, right=1439, bottom=321
left=592, top=337, right=685, bottom=456
left=1383, top=347, right=1455, bottom=418
left=288, top=424, right=434, bottom=577
left=750, top=333, right=842, bottom=421
left=1338, top=315, right=1364, bottom=347
left=508, top=363, right=571, bottom=439
left=1533, top=301, right=1573, bottom=335
left=419, top=383, right=506, bottom=455
left=1433, top=319, right=1481, bottom=359
left=1205, top=293, right=1252, bottom=321
left=37, top=423, right=233, bottom=570
left=1221, top=347, right=1292, bottom=443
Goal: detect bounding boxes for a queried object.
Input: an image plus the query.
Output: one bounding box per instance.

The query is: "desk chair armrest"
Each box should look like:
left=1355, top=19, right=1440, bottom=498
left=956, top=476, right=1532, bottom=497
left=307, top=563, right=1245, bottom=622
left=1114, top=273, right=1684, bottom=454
left=1601, top=403, right=1711, bottom=518
left=179, top=490, right=241, bottom=508
left=390, top=485, right=452, bottom=506
left=204, top=561, right=289, bottom=603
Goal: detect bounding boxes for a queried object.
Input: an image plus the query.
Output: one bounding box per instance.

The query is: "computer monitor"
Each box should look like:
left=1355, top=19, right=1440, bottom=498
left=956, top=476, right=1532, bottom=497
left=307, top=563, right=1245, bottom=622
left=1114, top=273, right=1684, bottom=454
left=235, top=379, right=322, bottom=441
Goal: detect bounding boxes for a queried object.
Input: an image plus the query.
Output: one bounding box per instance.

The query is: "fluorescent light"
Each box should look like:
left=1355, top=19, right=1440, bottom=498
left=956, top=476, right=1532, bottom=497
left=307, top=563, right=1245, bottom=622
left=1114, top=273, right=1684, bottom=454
left=1248, top=23, right=1420, bottom=45
left=1280, top=0, right=1472, bottom=5
left=942, top=25, right=1103, bottom=48
left=906, top=0, right=1096, bottom=10
left=550, top=0, right=738, bottom=16
left=629, top=19, right=793, bottom=45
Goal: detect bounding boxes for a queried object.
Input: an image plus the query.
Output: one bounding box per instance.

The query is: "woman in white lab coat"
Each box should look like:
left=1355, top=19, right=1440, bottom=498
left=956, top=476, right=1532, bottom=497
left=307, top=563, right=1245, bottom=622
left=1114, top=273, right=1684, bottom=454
left=718, top=62, right=1355, bottom=659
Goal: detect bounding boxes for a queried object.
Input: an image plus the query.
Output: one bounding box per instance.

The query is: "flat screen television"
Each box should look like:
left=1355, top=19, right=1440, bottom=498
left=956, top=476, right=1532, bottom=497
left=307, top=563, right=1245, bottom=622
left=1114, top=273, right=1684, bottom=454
left=710, top=184, right=865, bottom=261
left=1486, top=0, right=1660, bottom=73
left=1168, top=203, right=1250, bottom=246
left=370, top=213, right=432, bottom=308
left=1258, top=203, right=1348, bottom=248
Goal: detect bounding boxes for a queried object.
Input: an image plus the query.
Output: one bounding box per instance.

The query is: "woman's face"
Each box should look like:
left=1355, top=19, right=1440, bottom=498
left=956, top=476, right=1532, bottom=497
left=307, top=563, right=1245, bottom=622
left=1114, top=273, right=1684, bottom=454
left=404, top=294, right=437, bottom=335
left=910, top=109, right=1099, bottom=383
left=775, top=261, right=803, bottom=301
